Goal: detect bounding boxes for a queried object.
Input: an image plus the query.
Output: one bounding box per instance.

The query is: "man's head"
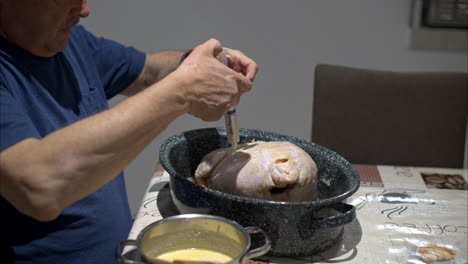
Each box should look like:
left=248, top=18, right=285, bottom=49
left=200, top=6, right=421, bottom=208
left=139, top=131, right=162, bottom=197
left=0, top=0, right=90, bottom=57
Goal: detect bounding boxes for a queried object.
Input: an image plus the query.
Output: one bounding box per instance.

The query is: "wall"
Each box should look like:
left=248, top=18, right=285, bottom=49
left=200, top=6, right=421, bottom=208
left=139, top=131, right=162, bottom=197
left=81, top=0, right=468, bottom=215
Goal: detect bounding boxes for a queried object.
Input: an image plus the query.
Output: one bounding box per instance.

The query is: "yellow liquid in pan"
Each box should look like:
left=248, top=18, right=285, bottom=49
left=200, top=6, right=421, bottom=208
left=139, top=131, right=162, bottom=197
left=155, top=248, right=233, bottom=263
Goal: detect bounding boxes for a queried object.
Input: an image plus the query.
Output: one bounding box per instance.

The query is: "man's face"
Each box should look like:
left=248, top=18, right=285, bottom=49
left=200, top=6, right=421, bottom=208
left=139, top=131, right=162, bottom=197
left=0, top=0, right=90, bottom=57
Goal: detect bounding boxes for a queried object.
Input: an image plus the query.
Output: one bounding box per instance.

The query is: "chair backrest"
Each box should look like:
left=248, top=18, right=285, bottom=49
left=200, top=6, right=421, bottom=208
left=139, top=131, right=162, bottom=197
left=311, top=64, right=468, bottom=168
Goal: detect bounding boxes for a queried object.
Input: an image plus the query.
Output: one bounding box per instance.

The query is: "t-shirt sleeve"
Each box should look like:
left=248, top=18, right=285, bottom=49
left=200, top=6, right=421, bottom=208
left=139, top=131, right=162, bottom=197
left=0, top=83, right=40, bottom=152
left=76, top=26, right=146, bottom=99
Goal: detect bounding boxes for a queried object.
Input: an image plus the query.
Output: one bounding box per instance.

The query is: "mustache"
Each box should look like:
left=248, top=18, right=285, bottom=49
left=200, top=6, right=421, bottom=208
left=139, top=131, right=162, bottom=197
left=62, top=17, right=80, bottom=29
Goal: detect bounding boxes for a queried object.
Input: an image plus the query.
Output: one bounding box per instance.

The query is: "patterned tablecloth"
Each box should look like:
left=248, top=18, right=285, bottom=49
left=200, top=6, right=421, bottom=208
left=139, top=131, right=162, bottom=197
left=123, top=164, right=468, bottom=264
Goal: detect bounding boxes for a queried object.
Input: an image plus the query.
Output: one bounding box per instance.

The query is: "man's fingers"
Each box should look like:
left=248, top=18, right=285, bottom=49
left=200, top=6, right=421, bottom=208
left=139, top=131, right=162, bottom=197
left=244, top=60, right=259, bottom=81
left=224, top=49, right=258, bottom=82
left=231, top=95, right=241, bottom=107
left=236, top=73, right=252, bottom=94
left=192, top=38, right=223, bottom=58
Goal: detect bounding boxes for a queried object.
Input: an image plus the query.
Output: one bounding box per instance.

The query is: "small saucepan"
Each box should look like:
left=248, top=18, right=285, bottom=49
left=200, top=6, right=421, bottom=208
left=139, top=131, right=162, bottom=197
left=117, top=214, right=271, bottom=264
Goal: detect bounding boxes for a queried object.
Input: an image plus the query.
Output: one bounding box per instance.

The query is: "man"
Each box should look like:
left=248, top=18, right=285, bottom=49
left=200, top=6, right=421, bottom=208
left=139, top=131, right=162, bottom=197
left=0, top=0, right=257, bottom=263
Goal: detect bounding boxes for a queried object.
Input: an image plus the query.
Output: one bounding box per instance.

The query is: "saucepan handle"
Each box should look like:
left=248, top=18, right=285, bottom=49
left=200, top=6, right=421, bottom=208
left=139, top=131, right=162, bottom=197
left=241, top=226, right=271, bottom=264
left=309, top=203, right=356, bottom=229
left=116, top=239, right=146, bottom=264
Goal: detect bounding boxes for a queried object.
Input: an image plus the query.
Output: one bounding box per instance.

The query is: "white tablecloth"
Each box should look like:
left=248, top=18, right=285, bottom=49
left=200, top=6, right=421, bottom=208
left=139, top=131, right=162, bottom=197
left=127, top=166, right=468, bottom=264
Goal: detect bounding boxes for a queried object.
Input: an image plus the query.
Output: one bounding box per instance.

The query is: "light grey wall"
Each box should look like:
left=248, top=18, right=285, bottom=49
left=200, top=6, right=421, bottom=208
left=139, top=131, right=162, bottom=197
left=81, top=0, right=467, bottom=216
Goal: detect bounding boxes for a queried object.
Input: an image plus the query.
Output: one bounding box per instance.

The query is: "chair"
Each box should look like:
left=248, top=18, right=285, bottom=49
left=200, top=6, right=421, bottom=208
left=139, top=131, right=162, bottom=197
left=311, top=64, right=468, bottom=168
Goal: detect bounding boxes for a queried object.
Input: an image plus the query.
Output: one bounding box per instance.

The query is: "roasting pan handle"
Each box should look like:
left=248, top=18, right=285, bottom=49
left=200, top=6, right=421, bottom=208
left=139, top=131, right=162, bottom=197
left=309, top=203, right=356, bottom=229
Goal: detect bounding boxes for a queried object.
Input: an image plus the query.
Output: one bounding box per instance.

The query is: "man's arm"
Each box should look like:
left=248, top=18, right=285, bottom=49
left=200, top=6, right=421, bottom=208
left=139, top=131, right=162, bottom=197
left=121, top=50, right=184, bottom=96
left=0, top=73, right=187, bottom=222
left=0, top=38, right=255, bottom=222
left=121, top=45, right=259, bottom=96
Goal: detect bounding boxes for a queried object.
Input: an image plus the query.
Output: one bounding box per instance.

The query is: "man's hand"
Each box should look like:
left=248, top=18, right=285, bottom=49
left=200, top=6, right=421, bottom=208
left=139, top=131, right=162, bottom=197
left=175, top=38, right=257, bottom=121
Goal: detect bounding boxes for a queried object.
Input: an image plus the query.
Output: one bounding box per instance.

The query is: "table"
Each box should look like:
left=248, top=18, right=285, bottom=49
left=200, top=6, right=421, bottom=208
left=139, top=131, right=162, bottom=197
left=124, top=164, right=468, bottom=264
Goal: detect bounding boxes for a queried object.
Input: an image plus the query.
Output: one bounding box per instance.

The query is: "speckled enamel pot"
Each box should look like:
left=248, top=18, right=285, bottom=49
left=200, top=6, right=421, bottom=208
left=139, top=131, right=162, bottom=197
left=159, top=128, right=360, bottom=257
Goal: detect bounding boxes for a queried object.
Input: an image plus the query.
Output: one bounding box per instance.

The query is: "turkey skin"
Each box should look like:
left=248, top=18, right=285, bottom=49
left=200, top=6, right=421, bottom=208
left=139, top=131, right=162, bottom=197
left=194, top=141, right=318, bottom=201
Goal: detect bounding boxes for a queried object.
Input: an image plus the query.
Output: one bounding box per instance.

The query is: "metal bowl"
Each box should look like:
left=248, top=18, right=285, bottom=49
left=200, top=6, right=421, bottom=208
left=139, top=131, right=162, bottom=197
left=117, top=214, right=271, bottom=264
left=159, top=128, right=359, bottom=256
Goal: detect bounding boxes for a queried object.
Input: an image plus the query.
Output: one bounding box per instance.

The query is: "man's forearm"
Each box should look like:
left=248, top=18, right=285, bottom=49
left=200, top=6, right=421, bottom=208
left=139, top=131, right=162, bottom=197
left=122, top=50, right=185, bottom=96
left=0, top=73, right=188, bottom=221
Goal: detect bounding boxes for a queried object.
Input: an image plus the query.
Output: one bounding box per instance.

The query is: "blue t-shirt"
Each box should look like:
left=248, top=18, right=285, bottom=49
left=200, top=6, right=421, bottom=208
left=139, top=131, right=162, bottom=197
left=0, top=25, right=146, bottom=263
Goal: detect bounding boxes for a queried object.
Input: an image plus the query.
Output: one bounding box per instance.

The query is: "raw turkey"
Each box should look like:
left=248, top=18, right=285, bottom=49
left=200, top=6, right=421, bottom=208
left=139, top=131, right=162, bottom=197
left=194, top=141, right=318, bottom=201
